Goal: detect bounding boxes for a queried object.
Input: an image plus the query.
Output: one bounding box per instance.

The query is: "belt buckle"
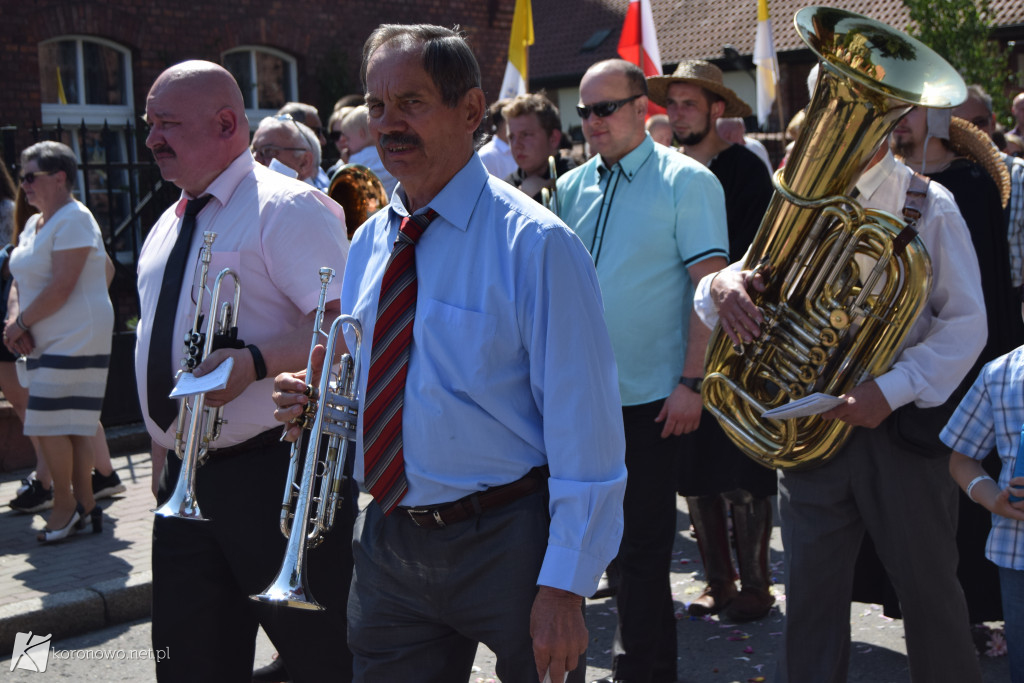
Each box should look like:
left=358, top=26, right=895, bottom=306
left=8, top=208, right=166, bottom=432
left=405, top=507, right=446, bottom=528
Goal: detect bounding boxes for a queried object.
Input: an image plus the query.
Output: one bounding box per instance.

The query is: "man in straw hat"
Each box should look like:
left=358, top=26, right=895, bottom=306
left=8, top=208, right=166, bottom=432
left=954, top=84, right=1024, bottom=292
left=647, top=59, right=778, bottom=623
left=556, top=58, right=728, bottom=682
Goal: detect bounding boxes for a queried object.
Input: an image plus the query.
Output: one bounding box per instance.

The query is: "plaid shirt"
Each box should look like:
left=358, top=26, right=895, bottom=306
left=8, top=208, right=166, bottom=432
left=1004, top=154, right=1024, bottom=288
left=941, top=345, right=1024, bottom=569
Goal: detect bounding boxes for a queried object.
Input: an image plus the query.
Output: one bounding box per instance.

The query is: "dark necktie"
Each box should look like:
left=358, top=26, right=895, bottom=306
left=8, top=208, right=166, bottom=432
left=362, top=209, right=438, bottom=514
left=147, top=195, right=212, bottom=430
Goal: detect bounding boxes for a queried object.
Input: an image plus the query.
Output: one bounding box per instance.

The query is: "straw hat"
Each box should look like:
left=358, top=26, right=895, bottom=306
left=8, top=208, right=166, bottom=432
left=948, top=116, right=1011, bottom=209
left=647, top=60, right=752, bottom=118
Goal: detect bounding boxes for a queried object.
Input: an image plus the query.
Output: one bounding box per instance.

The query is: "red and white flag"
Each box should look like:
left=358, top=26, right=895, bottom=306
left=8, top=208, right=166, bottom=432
left=617, top=0, right=664, bottom=115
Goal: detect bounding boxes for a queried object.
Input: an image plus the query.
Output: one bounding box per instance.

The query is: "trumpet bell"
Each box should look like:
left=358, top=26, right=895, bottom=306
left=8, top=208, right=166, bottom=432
left=152, top=484, right=206, bottom=521
left=250, top=563, right=325, bottom=611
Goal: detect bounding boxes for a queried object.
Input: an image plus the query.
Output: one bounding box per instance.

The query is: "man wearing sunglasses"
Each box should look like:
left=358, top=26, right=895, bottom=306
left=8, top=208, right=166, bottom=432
left=251, top=114, right=320, bottom=185
left=277, top=102, right=331, bottom=190
left=556, top=58, right=729, bottom=683
left=647, top=60, right=778, bottom=625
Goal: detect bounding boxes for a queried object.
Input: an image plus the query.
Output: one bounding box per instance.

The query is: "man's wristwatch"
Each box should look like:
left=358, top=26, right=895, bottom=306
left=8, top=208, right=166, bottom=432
left=679, top=376, right=703, bottom=393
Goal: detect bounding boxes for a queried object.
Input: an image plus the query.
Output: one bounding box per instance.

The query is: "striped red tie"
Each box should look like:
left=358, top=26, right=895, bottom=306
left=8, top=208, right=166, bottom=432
left=363, top=209, right=437, bottom=514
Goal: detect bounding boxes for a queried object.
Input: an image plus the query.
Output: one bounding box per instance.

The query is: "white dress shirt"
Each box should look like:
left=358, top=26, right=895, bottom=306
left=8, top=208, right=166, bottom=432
left=136, top=151, right=350, bottom=448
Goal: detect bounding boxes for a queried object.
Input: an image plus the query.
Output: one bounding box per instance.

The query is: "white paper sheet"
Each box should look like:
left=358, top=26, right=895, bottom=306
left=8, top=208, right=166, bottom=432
left=760, top=392, right=845, bottom=419
left=169, top=357, right=234, bottom=398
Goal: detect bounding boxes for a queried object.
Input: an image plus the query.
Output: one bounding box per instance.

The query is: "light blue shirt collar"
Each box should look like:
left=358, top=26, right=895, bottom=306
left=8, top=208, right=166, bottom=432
left=389, top=153, right=488, bottom=233
left=597, top=134, right=655, bottom=182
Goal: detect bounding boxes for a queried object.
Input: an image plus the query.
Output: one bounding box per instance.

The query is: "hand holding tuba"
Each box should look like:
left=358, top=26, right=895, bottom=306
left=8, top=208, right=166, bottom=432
left=154, top=231, right=242, bottom=520
left=252, top=267, right=361, bottom=610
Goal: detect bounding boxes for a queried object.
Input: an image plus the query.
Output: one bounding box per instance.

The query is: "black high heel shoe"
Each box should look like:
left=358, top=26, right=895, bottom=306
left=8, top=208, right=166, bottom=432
left=77, top=506, right=103, bottom=534
left=37, top=503, right=84, bottom=544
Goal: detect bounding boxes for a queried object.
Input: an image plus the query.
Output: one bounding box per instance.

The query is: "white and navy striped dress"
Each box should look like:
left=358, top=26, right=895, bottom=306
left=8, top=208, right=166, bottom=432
left=9, top=201, right=113, bottom=436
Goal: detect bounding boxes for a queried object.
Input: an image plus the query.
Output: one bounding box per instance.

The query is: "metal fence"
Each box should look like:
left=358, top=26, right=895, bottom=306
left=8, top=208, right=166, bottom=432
left=3, top=120, right=180, bottom=426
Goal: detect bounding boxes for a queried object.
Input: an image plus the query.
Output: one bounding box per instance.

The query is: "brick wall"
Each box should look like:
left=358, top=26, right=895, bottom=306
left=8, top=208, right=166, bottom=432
left=0, top=0, right=516, bottom=157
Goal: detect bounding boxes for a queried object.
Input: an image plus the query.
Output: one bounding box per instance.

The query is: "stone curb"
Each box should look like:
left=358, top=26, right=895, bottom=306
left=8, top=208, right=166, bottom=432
left=0, top=571, right=152, bottom=656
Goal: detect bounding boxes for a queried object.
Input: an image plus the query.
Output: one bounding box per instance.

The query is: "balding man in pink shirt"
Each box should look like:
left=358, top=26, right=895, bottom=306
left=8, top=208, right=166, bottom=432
left=137, top=60, right=353, bottom=682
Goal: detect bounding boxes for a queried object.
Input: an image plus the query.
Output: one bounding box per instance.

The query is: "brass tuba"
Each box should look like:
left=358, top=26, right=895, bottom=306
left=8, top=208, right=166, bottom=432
left=328, top=164, right=388, bottom=240
left=154, top=231, right=242, bottom=520
left=252, top=267, right=360, bottom=610
left=702, top=6, right=966, bottom=470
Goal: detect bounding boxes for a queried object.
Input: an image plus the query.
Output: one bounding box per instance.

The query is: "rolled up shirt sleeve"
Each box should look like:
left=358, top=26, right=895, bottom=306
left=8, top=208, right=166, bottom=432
left=873, top=188, right=986, bottom=410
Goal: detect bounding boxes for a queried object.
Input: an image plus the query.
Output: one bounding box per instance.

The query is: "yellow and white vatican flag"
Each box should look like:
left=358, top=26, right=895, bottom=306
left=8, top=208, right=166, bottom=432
left=499, top=0, right=534, bottom=99
left=754, top=0, right=779, bottom=127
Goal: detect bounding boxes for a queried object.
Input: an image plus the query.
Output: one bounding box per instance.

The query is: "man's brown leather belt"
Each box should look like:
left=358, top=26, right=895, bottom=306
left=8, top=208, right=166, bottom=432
left=399, top=466, right=548, bottom=529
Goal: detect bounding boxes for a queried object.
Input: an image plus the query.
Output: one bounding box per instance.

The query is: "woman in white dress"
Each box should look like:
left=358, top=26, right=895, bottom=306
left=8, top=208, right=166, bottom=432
left=3, top=141, right=114, bottom=543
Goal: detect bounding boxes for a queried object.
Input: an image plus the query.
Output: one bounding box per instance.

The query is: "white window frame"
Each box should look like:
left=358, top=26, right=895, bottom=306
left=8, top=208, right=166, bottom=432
left=39, top=35, right=134, bottom=126
left=222, top=46, right=299, bottom=126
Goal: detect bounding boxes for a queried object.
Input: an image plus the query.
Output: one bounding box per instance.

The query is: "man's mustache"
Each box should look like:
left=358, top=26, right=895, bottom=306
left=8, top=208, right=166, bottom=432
left=379, top=134, right=422, bottom=149
left=151, top=143, right=175, bottom=157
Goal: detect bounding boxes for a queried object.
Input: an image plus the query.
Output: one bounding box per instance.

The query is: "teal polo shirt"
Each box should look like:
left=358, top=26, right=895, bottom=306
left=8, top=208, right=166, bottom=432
left=556, top=135, right=728, bottom=406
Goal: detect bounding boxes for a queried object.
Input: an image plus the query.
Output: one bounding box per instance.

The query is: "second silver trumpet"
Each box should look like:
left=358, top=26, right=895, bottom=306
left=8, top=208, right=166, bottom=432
left=252, top=267, right=361, bottom=610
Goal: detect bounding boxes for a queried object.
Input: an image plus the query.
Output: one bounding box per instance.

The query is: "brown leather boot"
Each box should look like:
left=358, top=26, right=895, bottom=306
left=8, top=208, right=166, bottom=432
left=722, top=491, right=775, bottom=622
left=686, top=494, right=738, bottom=616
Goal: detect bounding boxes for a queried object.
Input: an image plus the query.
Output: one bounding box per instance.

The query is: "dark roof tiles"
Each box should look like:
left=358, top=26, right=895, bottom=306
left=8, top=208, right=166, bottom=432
left=531, top=0, right=1024, bottom=82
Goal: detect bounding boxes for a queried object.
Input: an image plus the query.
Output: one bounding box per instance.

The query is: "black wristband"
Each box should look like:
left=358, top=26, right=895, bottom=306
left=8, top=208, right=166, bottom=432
left=679, top=376, right=703, bottom=393
left=246, top=344, right=267, bottom=381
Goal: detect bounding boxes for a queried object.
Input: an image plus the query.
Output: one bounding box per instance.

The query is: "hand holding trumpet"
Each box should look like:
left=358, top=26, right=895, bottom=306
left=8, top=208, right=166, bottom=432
left=272, top=343, right=327, bottom=443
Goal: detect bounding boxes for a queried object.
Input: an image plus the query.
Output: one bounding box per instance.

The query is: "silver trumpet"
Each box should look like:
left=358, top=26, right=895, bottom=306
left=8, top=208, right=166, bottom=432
left=251, top=267, right=361, bottom=610
left=154, top=231, right=241, bottom=521
left=541, top=155, right=559, bottom=212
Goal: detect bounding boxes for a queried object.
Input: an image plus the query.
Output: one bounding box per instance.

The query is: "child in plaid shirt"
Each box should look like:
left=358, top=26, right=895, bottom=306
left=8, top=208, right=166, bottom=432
left=942, top=341, right=1024, bottom=682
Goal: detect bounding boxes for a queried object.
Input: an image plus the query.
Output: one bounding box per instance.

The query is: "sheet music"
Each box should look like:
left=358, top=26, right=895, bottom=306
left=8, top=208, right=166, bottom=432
left=169, top=357, right=234, bottom=398
left=761, top=392, right=845, bottom=419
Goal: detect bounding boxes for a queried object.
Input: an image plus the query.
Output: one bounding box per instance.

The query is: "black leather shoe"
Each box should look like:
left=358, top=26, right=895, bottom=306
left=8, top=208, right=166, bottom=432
left=589, top=571, right=618, bottom=599
left=252, top=654, right=290, bottom=682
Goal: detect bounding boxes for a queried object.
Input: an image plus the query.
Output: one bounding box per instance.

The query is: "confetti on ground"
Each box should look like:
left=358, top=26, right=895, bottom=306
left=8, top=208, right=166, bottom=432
left=706, top=635, right=722, bottom=641
left=743, top=645, right=754, bottom=654
left=748, top=677, right=766, bottom=682
left=735, top=656, right=751, bottom=661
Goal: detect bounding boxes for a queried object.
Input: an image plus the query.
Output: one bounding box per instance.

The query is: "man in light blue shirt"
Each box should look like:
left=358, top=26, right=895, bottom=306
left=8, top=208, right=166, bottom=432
left=275, top=25, right=625, bottom=683
left=557, top=59, right=728, bottom=683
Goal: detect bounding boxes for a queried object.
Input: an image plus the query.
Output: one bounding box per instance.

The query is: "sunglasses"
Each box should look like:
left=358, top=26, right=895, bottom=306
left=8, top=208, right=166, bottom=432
left=251, top=144, right=310, bottom=159
left=576, top=94, right=643, bottom=120
left=19, top=170, right=53, bottom=184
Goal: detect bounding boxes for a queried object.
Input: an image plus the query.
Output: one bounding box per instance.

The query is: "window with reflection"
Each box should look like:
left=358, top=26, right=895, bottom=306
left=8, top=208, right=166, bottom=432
left=36, top=37, right=135, bottom=247
left=39, top=37, right=128, bottom=108
left=223, top=47, right=298, bottom=124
